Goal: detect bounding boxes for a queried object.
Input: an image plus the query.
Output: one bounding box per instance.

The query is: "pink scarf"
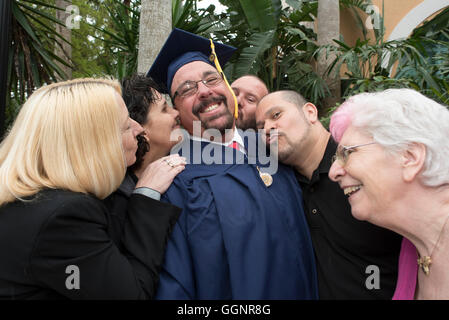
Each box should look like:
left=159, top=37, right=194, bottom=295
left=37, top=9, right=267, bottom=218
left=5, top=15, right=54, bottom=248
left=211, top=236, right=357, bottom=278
left=392, top=237, right=418, bottom=300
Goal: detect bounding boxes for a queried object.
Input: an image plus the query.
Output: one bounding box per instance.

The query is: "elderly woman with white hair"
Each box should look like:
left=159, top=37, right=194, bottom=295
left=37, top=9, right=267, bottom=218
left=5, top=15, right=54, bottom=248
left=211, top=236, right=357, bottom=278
left=328, top=88, right=449, bottom=299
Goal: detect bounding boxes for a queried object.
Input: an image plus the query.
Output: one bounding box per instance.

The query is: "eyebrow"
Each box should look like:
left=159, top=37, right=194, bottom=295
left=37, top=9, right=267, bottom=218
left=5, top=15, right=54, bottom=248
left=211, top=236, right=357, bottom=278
left=177, top=70, right=218, bottom=88
left=256, top=106, right=281, bottom=128
left=203, top=70, right=217, bottom=77
left=264, top=106, right=281, bottom=117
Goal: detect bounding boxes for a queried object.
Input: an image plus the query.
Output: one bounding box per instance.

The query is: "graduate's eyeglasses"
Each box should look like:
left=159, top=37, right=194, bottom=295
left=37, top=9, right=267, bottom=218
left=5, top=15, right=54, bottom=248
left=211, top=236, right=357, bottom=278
left=332, top=142, right=377, bottom=165
left=173, top=72, right=223, bottom=100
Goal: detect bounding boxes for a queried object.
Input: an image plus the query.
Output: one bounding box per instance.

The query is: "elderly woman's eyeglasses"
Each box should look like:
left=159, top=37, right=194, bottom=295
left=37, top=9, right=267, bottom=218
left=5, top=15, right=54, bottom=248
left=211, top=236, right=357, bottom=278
left=332, top=142, right=377, bottom=165
left=173, top=72, right=223, bottom=100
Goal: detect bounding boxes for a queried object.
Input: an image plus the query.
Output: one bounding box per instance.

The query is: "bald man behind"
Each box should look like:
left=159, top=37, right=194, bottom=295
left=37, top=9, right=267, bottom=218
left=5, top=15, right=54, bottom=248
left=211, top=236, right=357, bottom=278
left=231, top=75, right=268, bottom=130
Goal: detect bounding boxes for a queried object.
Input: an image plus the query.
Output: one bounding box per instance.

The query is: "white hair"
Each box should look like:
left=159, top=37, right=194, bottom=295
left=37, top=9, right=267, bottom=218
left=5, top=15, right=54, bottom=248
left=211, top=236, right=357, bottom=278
left=342, top=88, right=449, bottom=187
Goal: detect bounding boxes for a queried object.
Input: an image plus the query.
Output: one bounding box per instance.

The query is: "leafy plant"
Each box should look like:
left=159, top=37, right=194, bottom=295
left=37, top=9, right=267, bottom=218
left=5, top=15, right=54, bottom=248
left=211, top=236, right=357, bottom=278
left=89, top=0, right=216, bottom=79
left=319, top=1, right=449, bottom=105
left=173, top=0, right=218, bottom=34
left=209, top=0, right=329, bottom=106
left=8, top=0, right=72, bottom=127
left=91, top=0, right=140, bottom=79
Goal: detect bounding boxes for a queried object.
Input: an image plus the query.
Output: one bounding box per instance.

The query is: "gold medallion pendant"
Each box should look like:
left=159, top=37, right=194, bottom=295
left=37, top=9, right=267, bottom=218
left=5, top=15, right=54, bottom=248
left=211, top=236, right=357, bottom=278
left=417, top=256, right=432, bottom=276
left=257, top=166, right=273, bottom=187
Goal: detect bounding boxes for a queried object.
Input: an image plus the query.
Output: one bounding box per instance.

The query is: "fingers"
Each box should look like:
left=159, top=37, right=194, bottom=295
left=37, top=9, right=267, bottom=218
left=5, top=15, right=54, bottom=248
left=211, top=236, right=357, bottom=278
left=164, top=162, right=185, bottom=181
left=135, top=155, right=186, bottom=192
left=161, top=155, right=186, bottom=169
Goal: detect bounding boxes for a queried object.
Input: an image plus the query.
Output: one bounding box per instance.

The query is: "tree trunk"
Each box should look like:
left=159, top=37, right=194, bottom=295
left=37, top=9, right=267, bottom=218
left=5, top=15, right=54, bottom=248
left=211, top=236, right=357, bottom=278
left=137, top=0, right=172, bottom=74
left=317, top=0, right=341, bottom=114
left=55, top=0, right=72, bottom=80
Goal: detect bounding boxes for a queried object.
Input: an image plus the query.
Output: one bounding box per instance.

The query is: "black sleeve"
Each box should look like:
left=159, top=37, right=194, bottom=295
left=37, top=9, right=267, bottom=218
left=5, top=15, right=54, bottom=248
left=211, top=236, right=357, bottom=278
left=29, top=194, right=180, bottom=299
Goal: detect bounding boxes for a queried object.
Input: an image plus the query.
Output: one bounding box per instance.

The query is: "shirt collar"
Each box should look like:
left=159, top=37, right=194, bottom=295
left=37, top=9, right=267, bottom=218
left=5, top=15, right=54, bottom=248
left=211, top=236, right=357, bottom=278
left=296, top=136, right=337, bottom=184
left=320, top=136, right=338, bottom=174
left=190, top=127, right=245, bottom=150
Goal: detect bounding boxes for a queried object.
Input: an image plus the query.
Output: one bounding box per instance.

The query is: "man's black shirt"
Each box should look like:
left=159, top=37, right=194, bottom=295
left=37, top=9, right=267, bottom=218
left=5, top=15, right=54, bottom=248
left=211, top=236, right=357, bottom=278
left=295, top=137, right=402, bottom=299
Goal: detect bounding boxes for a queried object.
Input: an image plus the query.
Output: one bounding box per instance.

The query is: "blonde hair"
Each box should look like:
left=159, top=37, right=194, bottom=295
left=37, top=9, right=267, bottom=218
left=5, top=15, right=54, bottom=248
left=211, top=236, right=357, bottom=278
left=0, top=78, right=127, bottom=206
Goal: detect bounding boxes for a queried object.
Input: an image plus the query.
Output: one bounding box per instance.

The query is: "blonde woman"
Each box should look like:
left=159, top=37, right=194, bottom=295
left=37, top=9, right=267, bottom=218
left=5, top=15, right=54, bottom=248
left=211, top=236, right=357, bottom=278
left=0, top=78, right=185, bottom=299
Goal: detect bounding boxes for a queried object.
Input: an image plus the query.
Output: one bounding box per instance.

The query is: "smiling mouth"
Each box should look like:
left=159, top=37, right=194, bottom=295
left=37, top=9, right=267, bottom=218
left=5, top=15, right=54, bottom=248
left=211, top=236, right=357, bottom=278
left=202, top=104, right=220, bottom=113
left=343, top=185, right=362, bottom=197
left=193, top=96, right=227, bottom=117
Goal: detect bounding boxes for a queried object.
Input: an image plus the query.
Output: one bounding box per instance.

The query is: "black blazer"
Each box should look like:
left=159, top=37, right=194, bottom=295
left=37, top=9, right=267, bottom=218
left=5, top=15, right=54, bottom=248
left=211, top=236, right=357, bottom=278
left=0, top=189, right=180, bottom=299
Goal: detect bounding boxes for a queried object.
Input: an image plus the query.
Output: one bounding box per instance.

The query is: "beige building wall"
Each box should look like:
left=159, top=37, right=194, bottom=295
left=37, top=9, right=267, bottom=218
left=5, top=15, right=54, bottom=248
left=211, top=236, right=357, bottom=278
left=341, top=0, right=449, bottom=44
left=372, top=0, right=424, bottom=40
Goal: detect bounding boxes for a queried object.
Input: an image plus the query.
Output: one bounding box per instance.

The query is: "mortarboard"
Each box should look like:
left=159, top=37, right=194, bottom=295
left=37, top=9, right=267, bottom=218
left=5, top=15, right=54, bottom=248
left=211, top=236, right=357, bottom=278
left=146, top=28, right=236, bottom=96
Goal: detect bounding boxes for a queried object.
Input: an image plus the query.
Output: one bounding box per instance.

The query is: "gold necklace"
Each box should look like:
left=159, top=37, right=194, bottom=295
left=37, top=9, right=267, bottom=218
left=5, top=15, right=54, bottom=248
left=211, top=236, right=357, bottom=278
left=417, top=213, right=449, bottom=276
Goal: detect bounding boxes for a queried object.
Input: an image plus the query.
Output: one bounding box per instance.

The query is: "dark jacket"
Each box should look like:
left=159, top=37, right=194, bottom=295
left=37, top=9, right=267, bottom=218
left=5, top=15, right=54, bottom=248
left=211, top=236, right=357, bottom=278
left=0, top=188, right=180, bottom=299
left=103, top=172, right=139, bottom=250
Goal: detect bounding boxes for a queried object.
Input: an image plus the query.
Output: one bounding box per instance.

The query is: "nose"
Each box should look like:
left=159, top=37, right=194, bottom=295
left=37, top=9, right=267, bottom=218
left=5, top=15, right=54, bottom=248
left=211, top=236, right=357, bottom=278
left=131, top=118, right=144, bottom=136
left=170, top=107, right=179, bottom=117
left=235, top=93, right=243, bottom=108
left=328, top=160, right=345, bottom=182
left=264, top=119, right=276, bottom=133
left=197, top=81, right=213, bottom=99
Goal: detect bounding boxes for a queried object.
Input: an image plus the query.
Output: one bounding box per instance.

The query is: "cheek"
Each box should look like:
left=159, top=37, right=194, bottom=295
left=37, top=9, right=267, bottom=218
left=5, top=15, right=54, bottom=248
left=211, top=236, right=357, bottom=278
left=156, top=117, right=173, bottom=133
left=178, top=104, right=194, bottom=119
left=245, top=104, right=256, bottom=114
left=147, top=118, right=171, bottom=141
left=122, top=132, right=136, bottom=151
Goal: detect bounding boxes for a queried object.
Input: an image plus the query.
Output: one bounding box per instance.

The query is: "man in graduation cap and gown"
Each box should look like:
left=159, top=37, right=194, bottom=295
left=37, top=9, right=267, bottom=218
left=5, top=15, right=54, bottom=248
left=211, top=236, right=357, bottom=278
left=147, top=28, right=318, bottom=299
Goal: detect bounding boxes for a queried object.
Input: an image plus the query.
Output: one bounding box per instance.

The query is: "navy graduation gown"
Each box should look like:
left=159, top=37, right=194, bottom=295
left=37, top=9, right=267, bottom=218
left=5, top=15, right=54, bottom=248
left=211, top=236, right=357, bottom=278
left=156, top=134, right=318, bottom=299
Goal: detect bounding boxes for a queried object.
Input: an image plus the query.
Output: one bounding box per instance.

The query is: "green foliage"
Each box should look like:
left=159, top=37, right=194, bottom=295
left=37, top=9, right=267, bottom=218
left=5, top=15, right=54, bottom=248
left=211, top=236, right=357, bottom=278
left=173, top=0, right=217, bottom=34
left=70, top=0, right=116, bottom=78
left=7, top=0, right=448, bottom=131
left=207, top=0, right=329, bottom=106
left=88, top=0, right=140, bottom=79
left=8, top=0, right=71, bottom=128
left=86, top=0, right=216, bottom=79
left=319, top=1, right=449, bottom=106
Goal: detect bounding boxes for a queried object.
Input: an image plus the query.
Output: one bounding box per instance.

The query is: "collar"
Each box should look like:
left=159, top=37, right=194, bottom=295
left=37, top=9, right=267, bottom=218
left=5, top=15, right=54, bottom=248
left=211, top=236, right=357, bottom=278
left=320, top=136, right=338, bottom=174
left=190, top=127, right=245, bottom=150
left=296, top=136, right=337, bottom=184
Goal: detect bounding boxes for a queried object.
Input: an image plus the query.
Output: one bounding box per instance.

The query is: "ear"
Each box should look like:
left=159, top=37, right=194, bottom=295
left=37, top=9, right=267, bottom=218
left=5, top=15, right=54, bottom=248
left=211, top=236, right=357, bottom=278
left=302, top=102, right=319, bottom=123
left=142, top=128, right=151, bottom=142
left=401, top=143, right=426, bottom=183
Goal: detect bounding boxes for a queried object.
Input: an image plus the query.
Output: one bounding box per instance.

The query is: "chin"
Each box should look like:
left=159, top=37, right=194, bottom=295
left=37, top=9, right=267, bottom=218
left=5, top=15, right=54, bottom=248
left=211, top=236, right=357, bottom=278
left=126, top=157, right=136, bottom=168
left=349, top=206, right=371, bottom=222
left=204, top=116, right=233, bottom=132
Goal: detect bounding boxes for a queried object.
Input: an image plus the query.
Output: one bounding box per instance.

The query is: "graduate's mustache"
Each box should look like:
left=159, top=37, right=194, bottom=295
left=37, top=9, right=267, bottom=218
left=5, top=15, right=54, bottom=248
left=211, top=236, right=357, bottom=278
left=192, top=96, right=227, bottom=117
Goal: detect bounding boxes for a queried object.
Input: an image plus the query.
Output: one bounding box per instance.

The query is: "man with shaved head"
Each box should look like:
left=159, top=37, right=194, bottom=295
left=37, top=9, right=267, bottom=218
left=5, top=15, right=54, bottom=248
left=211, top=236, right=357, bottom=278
left=256, top=90, right=402, bottom=299
left=231, top=75, right=268, bottom=130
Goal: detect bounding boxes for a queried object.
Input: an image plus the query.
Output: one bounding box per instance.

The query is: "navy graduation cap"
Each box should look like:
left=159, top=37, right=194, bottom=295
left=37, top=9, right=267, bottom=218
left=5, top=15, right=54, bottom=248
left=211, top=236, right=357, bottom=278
left=146, top=28, right=236, bottom=97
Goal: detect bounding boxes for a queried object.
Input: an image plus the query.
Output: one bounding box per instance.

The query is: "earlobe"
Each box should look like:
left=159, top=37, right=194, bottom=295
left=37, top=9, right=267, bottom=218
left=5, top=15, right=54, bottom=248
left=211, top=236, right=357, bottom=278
left=401, top=143, right=426, bottom=182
